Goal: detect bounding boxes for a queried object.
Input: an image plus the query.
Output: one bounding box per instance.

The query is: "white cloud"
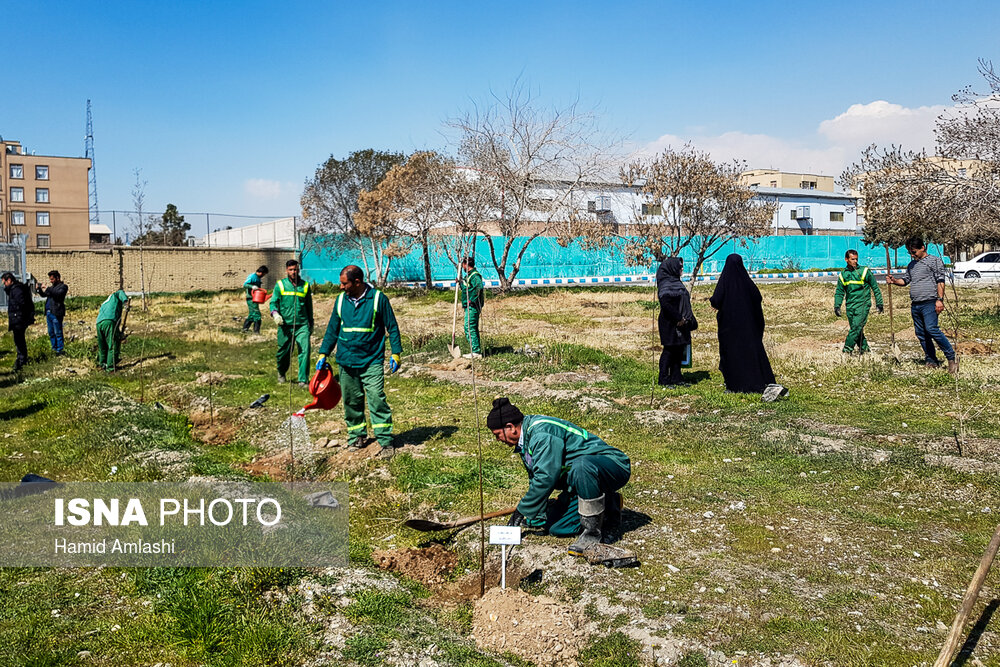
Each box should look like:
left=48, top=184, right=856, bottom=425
left=244, top=178, right=290, bottom=200
left=639, top=100, right=950, bottom=178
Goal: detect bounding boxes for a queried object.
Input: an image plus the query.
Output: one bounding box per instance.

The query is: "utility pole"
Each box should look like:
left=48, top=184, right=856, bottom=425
left=85, top=100, right=100, bottom=225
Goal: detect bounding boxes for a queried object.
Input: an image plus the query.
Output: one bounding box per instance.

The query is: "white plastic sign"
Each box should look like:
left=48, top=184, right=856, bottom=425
left=489, top=525, right=522, bottom=545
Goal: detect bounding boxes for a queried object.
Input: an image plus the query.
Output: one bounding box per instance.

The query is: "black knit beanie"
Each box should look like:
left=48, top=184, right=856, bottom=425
left=486, top=397, right=524, bottom=430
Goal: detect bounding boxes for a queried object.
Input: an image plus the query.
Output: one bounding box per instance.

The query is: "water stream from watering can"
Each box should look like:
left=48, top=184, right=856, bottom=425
left=277, top=414, right=313, bottom=456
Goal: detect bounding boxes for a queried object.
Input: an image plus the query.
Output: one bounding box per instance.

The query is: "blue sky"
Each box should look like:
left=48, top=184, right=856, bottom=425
left=3, top=1, right=998, bottom=225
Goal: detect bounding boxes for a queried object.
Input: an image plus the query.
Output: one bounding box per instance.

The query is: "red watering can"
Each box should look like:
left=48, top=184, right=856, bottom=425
left=293, top=367, right=341, bottom=417
left=251, top=288, right=267, bottom=304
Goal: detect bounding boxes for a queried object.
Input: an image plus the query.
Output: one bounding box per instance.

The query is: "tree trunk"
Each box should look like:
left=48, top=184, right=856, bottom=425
left=484, top=235, right=512, bottom=291
left=138, top=244, right=147, bottom=311
left=691, top=255, right=706, bottom=286
left=421, top=230, right=433, bottom=289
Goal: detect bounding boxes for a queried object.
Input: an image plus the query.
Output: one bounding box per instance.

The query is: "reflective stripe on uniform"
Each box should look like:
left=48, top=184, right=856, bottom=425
left=277, top=279, right=309, bottom=297
left=371, top=422, right=392, bottom=430
left=839, top=267, right=869, bottom=286
left=336, top=290, right=382, bottom=333
left=527, top=418, right=589, bottom=439
left=347, top=423, right=367, bottom=431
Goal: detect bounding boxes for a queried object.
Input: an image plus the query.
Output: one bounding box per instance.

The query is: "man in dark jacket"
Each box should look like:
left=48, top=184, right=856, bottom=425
left=488, top=397, right=631, bottom=557
left=2, top=272, right=36, bottom=371
left=36, top=270, right=68, bottom=356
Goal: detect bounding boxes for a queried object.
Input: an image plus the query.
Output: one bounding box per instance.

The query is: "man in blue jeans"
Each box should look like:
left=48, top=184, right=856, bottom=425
left=886, top=238, right=957, bottom=374
left=36, top=270, right=68, bottom=356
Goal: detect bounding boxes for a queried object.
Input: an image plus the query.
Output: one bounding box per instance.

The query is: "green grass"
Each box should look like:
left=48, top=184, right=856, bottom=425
left=3, top=283, right=1000, bottom=665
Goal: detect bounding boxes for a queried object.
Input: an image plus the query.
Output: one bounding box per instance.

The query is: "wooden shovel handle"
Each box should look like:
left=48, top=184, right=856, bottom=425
left=885, top=246, right=895, bottom=345
left=448, top=506, right=516, bottom=529
left=450, top=268, right=462, bottom=346
left=934, top=524, right=1000, bottom=666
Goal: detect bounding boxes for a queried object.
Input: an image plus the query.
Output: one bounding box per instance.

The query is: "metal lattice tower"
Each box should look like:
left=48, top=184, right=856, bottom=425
left=85, top=99, right=100, bottom=225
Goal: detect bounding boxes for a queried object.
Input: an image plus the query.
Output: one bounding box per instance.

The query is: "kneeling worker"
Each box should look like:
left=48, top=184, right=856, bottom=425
left=487, top=397, right=630, bottom=556
left=316, top=265, right=403, bottom=460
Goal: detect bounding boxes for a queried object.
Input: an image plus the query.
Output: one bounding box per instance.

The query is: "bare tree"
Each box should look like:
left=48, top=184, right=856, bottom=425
left=938, top=58, right=1000, bottom=163
left=353, top=182, right=411, bottom=287
left=129, top=169, right=153, bottom=310
left=437, top=166, right=492, bottom=276
left=373, top=151, right=454, bottom=288
left=581, top=145, right=775, bottom=282
left=300, top=149, right=405, bottom=281
left=449, top=84, right=614, bottom=290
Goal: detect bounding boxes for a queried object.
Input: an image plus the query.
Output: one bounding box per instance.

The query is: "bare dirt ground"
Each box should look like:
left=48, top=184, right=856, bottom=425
left=473, top=587, right=588, bottom=666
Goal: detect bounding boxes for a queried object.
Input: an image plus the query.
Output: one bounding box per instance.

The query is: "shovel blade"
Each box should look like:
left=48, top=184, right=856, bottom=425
left=448, top=344, right=462, bottom=359
left=404, top=518, right=451, bottom=532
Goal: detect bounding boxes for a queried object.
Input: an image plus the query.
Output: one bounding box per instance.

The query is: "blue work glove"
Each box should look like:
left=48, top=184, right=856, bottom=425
left=316, top=354, right=330, bottom=371
left=389, top=354, right=400, bottom=374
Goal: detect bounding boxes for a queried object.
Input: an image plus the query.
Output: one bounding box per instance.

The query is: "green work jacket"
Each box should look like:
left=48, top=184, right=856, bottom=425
left=243, top=272, right=262, bottom=299
left=97, top=290, right=128, bottom=325
left=460, top=270, right=485, bottom=310
left=268, top=278, right=313, bottom=329
left=515, top=415, right=630, bottom=526
left=834, top=266, right=883, bottom=310
left=318, top=286, right=402, bottom=368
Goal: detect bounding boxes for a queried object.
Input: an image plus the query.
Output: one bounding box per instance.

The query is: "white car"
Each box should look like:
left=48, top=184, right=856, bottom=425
left=955, top=251, right=1000, bottom=279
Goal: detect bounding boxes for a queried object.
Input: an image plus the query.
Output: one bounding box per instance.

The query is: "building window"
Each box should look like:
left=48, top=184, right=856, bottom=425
left=958, top=168, right=967, bottom=177
left=11, top=211, right=25, bottom=225
left=800, top=180, right=817, bottom=189
left=10, top=187, right=24, bottom=202
left=830, top=211, right=844, bottom=222
left=10, top=164, right=23, bottom=179
left=36, top=188, right=49, bottom=203
left=36, top=234, right=50, bottom=249
left=790, top=209, right=797, bottom=220
left=770, top=180, right=777, bottom=187
left=36, top=211, right=50, bottom=226
left=641, top=203, right=663, bottom=216
left=35, top=165, right=49, bottom=180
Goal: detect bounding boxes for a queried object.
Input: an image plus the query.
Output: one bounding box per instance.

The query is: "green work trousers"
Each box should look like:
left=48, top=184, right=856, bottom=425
left=463, top=305, right=482, bottom=355
left=245, top=298, right=262, bottom=323
left=96, top=320, right=120, bottom=371
left=276, top=323, right=311, bottom=383
left=541, top=455, right=631, bottom=537
left=339, top=362, right=393, bottom=448
left=844, top=306, right=871, bottom=353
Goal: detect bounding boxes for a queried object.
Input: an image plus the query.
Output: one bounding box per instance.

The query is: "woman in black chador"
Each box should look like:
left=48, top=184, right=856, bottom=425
left=655, top=256, right=697, bottom=386
left=709, top=254, right=776, bottom=393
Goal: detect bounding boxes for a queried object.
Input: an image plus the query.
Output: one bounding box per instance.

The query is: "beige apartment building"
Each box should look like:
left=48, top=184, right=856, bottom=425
left=0, top=137, right=91, bottom=250
left=740, top=169, right=835, bottom=192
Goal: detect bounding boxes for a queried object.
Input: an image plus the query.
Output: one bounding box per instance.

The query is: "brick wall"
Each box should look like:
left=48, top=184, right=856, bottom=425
left=26, top=246, right=297, bottom=296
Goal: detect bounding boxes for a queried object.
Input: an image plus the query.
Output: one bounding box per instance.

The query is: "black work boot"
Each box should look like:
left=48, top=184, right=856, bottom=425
left=568, top=494, right=604, bottom=556
left=242, top=318, right=251, bottom=332
left=604, top=492, right=623, bottom=531
left=347, top=437, right=368, bottom=453
left=252, top=320, right=261, bottom=334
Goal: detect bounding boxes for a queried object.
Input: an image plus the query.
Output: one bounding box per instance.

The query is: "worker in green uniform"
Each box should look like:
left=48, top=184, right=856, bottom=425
left=316, top=265, right=403, bottom=460
left=242, top=265, right=269, bottom=334
left=269, top=259, right=313, bottom=385
left=96, top=289, right=130, bottom=372
left=459, top=256, right=485, bottom=359
left=834, top=249, right=884, bottom=354
left=487, top=397, right=630, bottom=556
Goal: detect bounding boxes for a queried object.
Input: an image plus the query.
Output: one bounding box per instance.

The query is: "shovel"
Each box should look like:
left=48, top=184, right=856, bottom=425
left=884, top=246, right=902, bottom=363
left=404, top=506, right=516, bottom=532
left=447, top=268, right=463, bottom=359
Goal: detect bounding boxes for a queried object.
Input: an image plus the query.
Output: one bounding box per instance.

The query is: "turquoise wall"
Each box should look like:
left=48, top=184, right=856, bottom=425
left=301, top=235, right=946, bottom=285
